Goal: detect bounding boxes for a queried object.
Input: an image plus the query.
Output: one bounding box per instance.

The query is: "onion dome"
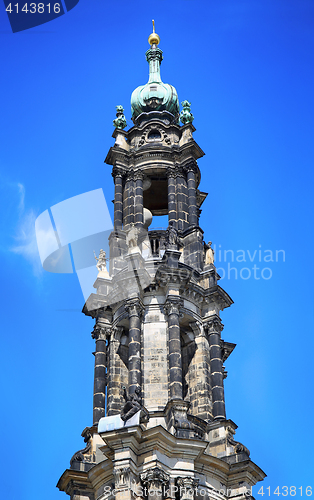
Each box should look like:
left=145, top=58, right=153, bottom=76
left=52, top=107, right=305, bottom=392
left=131, top=21, right=180, bottom=122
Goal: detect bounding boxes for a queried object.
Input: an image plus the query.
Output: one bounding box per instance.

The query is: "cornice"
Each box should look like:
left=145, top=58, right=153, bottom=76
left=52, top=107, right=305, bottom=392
left=204, top=285, right=234, bottom=310
left=105, top=138, right=205, bottom=167
left=56, top=469, right=92, bottom=495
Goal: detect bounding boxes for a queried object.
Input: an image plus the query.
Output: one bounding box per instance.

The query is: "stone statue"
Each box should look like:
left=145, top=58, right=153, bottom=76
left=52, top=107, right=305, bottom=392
left=120, top=386, right=142, bottom=422
left=113, top=105, right=127, bottom=130
left=179, top=100, right=194, bottom=125
left=205, top=241, right=214, bottom=265
left=165, top=223, right=178, bottom=248
left=94, top=249, right=108, bottom=271
left=126, top=226, right=140, bottom=253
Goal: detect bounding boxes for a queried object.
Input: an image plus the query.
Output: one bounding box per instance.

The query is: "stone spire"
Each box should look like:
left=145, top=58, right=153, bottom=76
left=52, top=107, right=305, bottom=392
left=131, top=22, right=179, bottom=121
left=57, top=25, right=266, bottom=500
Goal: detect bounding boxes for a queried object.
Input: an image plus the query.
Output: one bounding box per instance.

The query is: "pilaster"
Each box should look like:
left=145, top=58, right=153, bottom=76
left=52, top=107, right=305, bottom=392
left=187, top=322, right=212, bottom=420
left=204, top=316, right=226, bottom=420
left=112, top=167, right=124, bottom=230
left=107, top=326, right=127, bottom=415
left=164, top=296, right=184, bottom=401
left=125, top=298, right=144, bottom=394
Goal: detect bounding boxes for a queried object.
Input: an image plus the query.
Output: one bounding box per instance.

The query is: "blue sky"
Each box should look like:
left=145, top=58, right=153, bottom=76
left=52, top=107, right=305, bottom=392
left=1, top=1, right=314, bottom=499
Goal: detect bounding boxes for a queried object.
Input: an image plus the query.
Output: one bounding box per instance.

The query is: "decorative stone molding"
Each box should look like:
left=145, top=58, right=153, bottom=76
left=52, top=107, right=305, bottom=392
left=183, top=161, right=197, bottom=174
left=138, top=124, right=171, bottom=147
left=204, top=315, right=224, bottom=334
left=133, top=169, right=144, bottom=181
left=69, top=428, right=93, bottom=467
left=182, top=286, right=203, bottom=305
left=189, top=321, right=204, bottom=338
left=91, top=324, right=111, bottom=340
left=166, top=166, right=175, bottom=178
left=164, top=296, right=183, bottom=316
left=140, top=467, right=170, bottom=489
left=176, top=477, right=199, bottom=499
left=112, top=166, right=125, bottom=179
left=227, top=426, right=250, bottom=456
left=155, top=264, right=190, bottom=287
left=125, top=298, right=144, bottom=318
left=166, top=165, right=184, bottom=179
left=109, top=325, right=124, bottom=342
left=125, top=168, right=135, bottom=182
left=113, top=466, right=132, bottom=489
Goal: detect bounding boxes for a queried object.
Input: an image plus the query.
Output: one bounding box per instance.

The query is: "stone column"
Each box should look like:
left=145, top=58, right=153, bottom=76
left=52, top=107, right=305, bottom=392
left=205, top=316, right=226, bottom=420
left=140, top=467, right=169, bottom=500
left=165, top=297, right=183, bottom=400
left=91, top=323, right=109, bottom=425
left=107, top=327, right=125, bottom=415
left=125, top=298, right=143, bottom=394
left=123, top=169, right=135, bottom=228
left=134, top=170, right=144, bottom=227
left=176, top=477, right=199, bottom=500
left=176, top=167, right=186, bottom=232
left=167, top=167, right=177, bottom=228
left=185, top=164, right=198, bottom=227
left=112, top=167, right=124, bottom=230
left=181, top=173, right=189, bottom=230
left=188, top=322, right=211, bottom=420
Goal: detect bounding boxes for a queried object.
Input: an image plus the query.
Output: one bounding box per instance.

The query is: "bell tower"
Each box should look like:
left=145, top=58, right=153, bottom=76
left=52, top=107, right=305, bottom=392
left=57, top=23, right=265, bottom=500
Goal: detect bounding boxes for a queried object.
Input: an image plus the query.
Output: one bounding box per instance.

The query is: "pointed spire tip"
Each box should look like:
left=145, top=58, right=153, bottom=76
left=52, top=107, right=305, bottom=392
left=148, top=19, right=160, bottom=46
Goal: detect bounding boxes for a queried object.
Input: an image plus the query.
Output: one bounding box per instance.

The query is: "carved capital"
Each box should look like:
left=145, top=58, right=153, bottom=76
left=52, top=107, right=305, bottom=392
left=166, top=165, right=184, bottom=179
left=176, top=477, right=199, bottom=499
left=133, top=170, right=144, bottom=181
left=113, top=466, right=132, bottom=490
left=112, top=166, right=125, bottom=179
left=91, top=324, right=111, bottom=340
left=166, top=166, right=175, bottom=179
left=140, top=467, right=169, bottom=488
left=126, top=168, right=135, bottom=182
left=125, top=298, right=144, bottom=318
left=174, top=166, right=185, bottom=179
left=183, top=162, right=197, bottom=174
left=164, top=297, right=183, bottom=316
left=204, top=315, right=224, bottom=334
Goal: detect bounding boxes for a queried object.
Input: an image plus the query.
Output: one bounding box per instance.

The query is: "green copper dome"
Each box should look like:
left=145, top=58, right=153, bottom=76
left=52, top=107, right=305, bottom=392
left=131, top=42, right=180, bottom=122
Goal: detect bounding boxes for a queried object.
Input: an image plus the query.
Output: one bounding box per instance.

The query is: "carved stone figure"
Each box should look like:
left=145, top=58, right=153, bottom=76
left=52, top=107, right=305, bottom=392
left=69, top=429, right=92, bottom=466
left=113, top=105, right=127, bottom=130
left=165, top=223, right=178, bottom=248
left=205, top=241, right=214, bottom=265
left=94, top=249, right=109, bottom=274
left=120, top=386, right=142, bottom=421
left=179, top=100, right=194, bottom=125
left=126, top=226, right=140, bottom=253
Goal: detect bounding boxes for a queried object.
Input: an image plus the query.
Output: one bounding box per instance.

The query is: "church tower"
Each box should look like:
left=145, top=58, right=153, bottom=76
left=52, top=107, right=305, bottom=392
left=57, top=24, right=265, bottom=500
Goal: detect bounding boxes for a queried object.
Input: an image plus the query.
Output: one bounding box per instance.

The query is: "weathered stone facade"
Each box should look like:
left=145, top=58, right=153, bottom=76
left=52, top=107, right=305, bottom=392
left=57, top=29, right=265, bottom=500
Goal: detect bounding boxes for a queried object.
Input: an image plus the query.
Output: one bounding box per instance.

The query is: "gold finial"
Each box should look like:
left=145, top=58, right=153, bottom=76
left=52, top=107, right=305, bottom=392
left=148, top=19, right=160, bottom=46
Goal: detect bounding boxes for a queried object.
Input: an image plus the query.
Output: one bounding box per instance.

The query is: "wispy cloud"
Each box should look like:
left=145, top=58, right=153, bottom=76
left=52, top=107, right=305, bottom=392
left=11, top=206, right=43, bottom=277
left=17, top=183, right=25, bottom=213
left=0, top=178, right=42, bottom=277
